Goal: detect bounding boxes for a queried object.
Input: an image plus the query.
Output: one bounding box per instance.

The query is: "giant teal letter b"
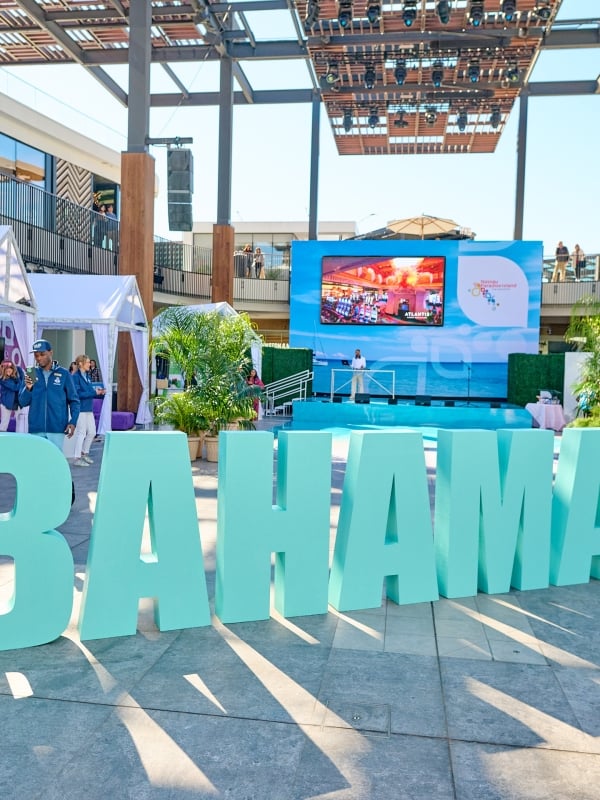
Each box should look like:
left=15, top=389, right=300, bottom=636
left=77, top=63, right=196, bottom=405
left=0, top=434, right=73, bottom=650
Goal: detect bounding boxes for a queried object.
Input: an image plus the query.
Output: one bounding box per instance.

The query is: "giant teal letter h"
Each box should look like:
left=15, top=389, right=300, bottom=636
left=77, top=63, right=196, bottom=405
left=215, top=431, right=331, bottom=623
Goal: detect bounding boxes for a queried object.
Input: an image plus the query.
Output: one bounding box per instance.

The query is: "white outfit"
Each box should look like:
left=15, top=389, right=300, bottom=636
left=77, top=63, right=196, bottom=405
left=74, top=411, right=96, bottom=458
left=350, top=354, right=366, bottom=399
left=0, top=405, right=13, bottom=431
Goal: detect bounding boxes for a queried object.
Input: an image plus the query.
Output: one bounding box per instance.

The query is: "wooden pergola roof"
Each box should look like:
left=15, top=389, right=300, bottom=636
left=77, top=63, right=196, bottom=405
left=0, top=1, right=595, bottom=155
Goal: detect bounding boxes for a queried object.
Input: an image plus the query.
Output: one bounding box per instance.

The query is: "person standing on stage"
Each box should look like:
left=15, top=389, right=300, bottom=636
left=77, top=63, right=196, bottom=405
left=350, top=348, right=366, bottom=401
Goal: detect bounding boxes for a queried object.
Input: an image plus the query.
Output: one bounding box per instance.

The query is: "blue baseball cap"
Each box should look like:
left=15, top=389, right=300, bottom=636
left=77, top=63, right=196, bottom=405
left=31, top=339, right=53, bottom=353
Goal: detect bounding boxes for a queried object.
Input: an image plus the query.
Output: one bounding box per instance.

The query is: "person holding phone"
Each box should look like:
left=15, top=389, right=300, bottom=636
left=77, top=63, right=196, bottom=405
left=19, top=339, right=80, bottom=451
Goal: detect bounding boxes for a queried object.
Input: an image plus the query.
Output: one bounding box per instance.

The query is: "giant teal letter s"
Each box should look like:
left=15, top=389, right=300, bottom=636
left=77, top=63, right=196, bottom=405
left=551, top=429, right=600, bottom=586
left=328, top=431, right=438, bottom=611
left=78, top=432, right=210, bottom=640
left=0, top=434, right=73, bottom=650
left=435, top=429, right=554, bottom=598
left=215, top=431, right=331, bottom=623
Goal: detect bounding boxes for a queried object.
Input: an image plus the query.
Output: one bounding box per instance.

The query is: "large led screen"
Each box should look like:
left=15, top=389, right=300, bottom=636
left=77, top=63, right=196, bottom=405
left=321, top=255, right=445, bottom=326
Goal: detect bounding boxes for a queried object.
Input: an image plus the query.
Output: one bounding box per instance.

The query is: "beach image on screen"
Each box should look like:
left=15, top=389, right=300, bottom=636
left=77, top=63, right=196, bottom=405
left=321, top=255, right=445, bottom=326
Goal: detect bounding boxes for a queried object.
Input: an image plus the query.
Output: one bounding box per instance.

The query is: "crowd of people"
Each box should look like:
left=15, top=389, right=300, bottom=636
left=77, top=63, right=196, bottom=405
left=0, top=341, right=105, bottom=470
left=551, top=241, right=587, bottom=282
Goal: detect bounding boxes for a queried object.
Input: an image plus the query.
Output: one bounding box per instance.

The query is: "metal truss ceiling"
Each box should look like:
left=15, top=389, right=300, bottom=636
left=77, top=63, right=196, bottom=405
left=0, top=1, right=597, bottom=155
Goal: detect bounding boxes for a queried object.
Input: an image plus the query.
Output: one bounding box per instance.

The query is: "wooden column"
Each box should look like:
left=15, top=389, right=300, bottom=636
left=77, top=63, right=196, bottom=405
left=212, top=223, right=234, bottom=305
left=117, top=151, right=155, bottom=412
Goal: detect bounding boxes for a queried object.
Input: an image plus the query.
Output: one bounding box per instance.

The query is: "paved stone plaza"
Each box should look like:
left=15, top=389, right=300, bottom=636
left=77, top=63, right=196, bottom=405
left=1, top=426, right=600, bottom=799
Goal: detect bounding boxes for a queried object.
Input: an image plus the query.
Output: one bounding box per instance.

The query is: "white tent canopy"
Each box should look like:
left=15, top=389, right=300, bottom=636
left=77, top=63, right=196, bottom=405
left=0, top=225, right=37, bottom=367
left=28, top=274, right=151, bottom=433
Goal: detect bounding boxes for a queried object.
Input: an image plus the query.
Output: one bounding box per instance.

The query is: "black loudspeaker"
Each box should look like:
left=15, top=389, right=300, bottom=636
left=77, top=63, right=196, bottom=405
left=168, top=202, right=193, bottom=232
left=0, top=336, right=4, bottom=363
left=167, top=149, right=194, bottom=192
left=415, top=395, right=431, bottom=406
left=444, top=400, right=455, bottom=407
left=490, top=401, right=501, bottom=409
left=355, top=393, right=370, bottom=404
left=332, top=395, right=343, bottom=403
left=167, top=148, right=194, bottom=232
left=388, top=397, right=398, bottom=405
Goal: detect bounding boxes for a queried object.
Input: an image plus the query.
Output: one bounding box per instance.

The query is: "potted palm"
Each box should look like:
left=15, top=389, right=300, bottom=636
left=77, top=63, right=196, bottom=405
left=151, top=306, right=264, bottom=461
left=152, top=390, right=207, bottom=460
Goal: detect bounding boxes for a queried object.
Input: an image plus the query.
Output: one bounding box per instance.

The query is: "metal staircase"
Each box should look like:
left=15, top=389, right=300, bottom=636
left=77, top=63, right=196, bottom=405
left=263, top=370, right=313, bottom=416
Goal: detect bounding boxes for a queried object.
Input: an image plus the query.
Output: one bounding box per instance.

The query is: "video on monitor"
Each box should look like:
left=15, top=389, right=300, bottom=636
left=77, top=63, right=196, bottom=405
left=321, top=255, right=445, bottom=326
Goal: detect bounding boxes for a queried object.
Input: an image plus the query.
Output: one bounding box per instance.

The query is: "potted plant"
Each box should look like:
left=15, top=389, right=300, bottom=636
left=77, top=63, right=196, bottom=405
left=151, top=306, right=264, bottom=461
left=565, top=296, right=600, bottom=426
left=152, top=390, right=207, bottom=460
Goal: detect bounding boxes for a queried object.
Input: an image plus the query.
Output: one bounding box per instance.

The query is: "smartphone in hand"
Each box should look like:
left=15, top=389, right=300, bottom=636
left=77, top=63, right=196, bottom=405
left=25, top=366, right=38, bottom=383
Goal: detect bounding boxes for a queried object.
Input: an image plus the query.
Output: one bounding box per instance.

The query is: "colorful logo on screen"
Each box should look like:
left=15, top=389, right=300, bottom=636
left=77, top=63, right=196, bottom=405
left=470, top=282, right=499, bottom=310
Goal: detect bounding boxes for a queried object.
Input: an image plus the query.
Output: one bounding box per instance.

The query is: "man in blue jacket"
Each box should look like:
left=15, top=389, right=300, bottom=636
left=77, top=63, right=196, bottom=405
left=19, top=339, right=80, bottom=451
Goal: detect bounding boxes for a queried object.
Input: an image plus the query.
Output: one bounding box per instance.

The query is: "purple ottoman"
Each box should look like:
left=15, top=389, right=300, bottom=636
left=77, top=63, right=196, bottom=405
left=92, top=398, right=135, bottom=431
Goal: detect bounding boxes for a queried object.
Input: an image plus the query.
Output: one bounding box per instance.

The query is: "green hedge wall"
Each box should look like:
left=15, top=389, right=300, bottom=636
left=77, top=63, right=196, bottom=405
left=261, top=347, right=313, bottom=405
left=507, top=353, right=565, bottom=407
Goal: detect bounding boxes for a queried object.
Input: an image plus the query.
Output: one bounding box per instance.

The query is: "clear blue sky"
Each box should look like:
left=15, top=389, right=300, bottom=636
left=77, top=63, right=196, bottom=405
left=1, top=0, right=598, bottom=256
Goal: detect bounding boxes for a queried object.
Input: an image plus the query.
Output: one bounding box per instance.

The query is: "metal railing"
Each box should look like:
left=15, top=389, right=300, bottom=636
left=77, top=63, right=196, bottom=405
left=330, top=369, right=396, bottom=400
left=264, top=370, right=313, bottom=415
left=542, top=254, right=600, bottom=283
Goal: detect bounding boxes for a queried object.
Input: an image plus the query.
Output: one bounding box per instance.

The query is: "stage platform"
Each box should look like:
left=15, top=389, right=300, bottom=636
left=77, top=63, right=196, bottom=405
left=290, top=398, right=533, bottom=430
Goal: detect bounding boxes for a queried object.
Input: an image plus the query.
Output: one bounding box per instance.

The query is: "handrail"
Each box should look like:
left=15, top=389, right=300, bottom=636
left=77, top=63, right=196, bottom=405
left=264, top=369, right=313, bottom=415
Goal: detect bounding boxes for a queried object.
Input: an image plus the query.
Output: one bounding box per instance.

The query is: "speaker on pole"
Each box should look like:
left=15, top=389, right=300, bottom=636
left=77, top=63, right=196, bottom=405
left=167, top=148, right=194, bottom=232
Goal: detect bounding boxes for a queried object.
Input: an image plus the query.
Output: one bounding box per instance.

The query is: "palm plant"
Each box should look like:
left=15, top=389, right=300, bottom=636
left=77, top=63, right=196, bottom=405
left=565, top=296, right=600, bottom=423
left=151, top=306, right=264, bottom=436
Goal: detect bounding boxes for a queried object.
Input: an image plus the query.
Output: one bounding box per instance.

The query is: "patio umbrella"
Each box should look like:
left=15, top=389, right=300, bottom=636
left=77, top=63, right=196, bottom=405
left=385, top=214, right=461, bottom=240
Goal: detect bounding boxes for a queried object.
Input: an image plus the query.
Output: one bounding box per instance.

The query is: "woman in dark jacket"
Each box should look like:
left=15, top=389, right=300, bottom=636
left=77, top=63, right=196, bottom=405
left=0, top=359, right=23, bottom=431
left=71, top=354, right=105, bottom=466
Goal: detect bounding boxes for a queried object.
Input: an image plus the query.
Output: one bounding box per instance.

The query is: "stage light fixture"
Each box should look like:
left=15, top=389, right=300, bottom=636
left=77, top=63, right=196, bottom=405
left=365, top=1, right=380, bottom=24
left=402, top=1, right=417, bottom=27
left=325, top=62, right=340, bottom=86
left=368, top=108, right=379, bottom=128
left=457, top=110, right=468, bottom=131
left=337, top=0, right=353, bottom=28
left=425, top=108, right=438, bottom=126
left=394, top=59, right=407, bottom=85
left=342, top=108, right=353, bottom=132
left=490, top=106, right=501, bottom=128
left=304, top=0, right=320, bottom=29
left=501, top=0, right=517, bottom=21
left=533, top=2, right=551, bottom=20
left=468, top=0, right=484, bottom=26
left=431, top=60, right=444, bottom=88
left=393, top=110, right=409, bottom=128
left=505, top=60, right=520, bottom=83
left=364, top=63, right=376, bottom=89
left=436, top=0, right=451, bottom=24
left=467, top=59, right=480, bottom=83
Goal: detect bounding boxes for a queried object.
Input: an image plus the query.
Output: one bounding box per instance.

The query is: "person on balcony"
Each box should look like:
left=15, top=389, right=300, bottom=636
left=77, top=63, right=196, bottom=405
left=253, top=247, right=265, bottom=278
left=551, top=241, right=569, bottom=282
left=243, top=244, right=254, bottom=277
left=93, top=204, right=107, bottom=248
left=105, top=204, right=118, bottom=251
left=572, top=244, right=586, bottom=281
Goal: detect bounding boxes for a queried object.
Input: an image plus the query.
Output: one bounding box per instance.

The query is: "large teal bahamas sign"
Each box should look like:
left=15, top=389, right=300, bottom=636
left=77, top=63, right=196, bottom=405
left=1, top=428, right=599, bottom=652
